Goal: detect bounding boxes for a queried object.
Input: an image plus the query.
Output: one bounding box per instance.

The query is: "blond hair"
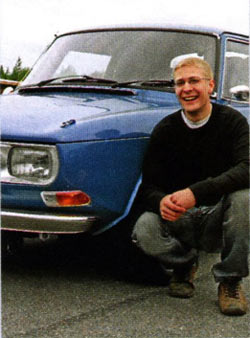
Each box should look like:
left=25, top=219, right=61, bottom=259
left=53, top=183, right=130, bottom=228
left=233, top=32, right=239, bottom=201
left=173, top=57, right=214, bottom=80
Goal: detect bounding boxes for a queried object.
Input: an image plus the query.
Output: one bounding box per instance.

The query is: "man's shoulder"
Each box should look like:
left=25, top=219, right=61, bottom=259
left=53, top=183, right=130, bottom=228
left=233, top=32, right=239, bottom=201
left=212, top=103, right=246, bottom=121
left=153, top=109, right=182, bottom=132
left=211, top=103, right=249, bottom=135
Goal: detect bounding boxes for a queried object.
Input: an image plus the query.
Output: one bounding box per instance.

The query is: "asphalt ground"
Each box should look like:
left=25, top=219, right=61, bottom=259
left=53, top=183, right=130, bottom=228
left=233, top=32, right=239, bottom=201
left=1, top=227, right=250, bottom=338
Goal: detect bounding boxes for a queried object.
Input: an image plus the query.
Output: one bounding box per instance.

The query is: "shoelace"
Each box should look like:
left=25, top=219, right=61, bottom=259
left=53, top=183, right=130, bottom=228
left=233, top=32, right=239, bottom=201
left=224, top=283, right=240, bottom=299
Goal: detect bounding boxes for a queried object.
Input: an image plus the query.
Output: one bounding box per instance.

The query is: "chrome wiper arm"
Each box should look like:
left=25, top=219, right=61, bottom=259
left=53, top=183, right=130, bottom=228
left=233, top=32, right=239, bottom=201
left=16, top=76, right=65, bottom=89
left=62, top=75, right=118, bottom=85
left=36, top=75, right=118, bottom=87
left=111, top=79, right=174, bottom=88
left=36, top=76, right=69, bottom=87
left=111, top=80, right=142, bottom=88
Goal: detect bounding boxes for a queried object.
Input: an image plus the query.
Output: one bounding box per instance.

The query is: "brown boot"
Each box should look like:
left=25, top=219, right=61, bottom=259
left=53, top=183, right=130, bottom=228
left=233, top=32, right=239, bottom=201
left=218, top=280, right=248, bottom=316
left=168, top=262, right=198, bottom=298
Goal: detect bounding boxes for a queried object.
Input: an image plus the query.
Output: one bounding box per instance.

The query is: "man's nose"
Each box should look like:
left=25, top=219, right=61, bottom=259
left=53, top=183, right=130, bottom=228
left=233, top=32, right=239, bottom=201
left=182, top=81, right=193, bottom=91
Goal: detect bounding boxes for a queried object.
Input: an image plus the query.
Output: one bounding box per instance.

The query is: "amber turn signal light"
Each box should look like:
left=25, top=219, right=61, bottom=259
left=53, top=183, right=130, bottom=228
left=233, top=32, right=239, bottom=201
left=41, top=190, right=91, bottom=207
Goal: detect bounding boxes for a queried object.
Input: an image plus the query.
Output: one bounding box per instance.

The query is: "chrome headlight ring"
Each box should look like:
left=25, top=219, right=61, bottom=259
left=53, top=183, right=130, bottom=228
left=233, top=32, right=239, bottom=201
left=1, top=142, right=59, bottom=185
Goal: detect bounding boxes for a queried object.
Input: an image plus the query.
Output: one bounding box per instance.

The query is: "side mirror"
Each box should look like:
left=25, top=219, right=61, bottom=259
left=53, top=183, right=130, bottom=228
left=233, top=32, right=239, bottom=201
left=230, top=85, right=249, bottom=102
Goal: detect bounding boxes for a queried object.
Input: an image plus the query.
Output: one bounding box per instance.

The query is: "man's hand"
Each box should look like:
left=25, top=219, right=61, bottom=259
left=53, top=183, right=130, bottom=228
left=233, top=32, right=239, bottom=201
left=159, top=188, right=196, bottom=222
left=160, top=195, right=186, bottom=221
left=170, top=188, right=196, bottom=210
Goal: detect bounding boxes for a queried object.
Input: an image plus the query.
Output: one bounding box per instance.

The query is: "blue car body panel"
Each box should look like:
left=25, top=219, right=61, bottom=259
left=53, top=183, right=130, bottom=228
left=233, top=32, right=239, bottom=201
left=1, top=89, right=180, bottom=233
left=1, top=90, right=179, bottom=142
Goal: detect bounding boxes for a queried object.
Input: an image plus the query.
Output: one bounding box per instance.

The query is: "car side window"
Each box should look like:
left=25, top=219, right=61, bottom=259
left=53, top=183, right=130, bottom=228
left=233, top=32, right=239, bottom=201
left=222, top=39, right=249, bottom=102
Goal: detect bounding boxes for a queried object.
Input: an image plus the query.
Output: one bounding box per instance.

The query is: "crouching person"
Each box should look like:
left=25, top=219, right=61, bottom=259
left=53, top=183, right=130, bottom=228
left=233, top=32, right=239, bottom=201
left=132, top=57, right=249, bottom=316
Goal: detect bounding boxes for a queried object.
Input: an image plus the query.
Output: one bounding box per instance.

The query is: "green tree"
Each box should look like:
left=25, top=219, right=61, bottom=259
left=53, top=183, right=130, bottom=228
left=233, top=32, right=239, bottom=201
left=0, top=65, right=10, bottom=79
left=0, top=57, right=31, bottom=81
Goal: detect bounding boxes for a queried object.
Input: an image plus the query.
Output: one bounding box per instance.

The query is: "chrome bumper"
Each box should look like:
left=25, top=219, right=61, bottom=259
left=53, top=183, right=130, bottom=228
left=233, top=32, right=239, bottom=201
left=1, top=209, right=98, bottom=234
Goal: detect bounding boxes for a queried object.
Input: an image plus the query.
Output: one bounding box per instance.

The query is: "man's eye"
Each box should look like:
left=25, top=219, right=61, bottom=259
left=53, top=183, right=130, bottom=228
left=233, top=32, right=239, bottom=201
left=189, top=79, right=200, bottom=84
left=176, top=81, right=185, bottom=87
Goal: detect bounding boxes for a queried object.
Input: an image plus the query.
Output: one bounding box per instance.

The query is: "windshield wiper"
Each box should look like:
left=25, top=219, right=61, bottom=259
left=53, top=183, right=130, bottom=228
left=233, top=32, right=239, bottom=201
left=35, top=75, right=118, bottom=87
left=111, top=79, right=174, bottom=88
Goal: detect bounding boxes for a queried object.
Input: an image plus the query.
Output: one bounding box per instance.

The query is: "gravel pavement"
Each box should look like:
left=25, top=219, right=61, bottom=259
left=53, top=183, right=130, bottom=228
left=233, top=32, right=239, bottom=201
left=1, top=230, right=250, bottom=338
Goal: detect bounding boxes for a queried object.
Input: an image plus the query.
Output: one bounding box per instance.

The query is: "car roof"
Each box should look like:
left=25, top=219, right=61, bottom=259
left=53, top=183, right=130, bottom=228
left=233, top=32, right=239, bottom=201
left=58, top=23, right=249, bottom=39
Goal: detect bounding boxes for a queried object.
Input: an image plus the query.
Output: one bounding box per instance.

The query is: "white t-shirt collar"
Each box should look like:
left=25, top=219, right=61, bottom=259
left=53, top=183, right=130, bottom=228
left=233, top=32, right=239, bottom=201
left=181, top=110, right=212, bottom=129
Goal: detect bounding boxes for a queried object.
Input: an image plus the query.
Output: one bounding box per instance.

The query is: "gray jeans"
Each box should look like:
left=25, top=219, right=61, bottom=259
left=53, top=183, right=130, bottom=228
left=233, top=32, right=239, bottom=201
left=132, top=189, right=249, bottom=282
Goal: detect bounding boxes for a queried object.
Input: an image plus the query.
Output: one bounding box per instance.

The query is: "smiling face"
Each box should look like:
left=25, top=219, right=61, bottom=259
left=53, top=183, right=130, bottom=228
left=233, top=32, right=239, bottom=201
left=174, top=65, right=215, bottom=119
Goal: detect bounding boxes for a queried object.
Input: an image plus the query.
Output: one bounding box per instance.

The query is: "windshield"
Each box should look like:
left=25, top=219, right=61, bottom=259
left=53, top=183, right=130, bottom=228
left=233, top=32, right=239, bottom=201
left=22, top=30, right=216, bottom=86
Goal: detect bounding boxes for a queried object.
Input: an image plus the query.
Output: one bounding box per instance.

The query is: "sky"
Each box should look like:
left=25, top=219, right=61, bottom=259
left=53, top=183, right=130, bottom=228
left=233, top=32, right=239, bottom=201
left=0, top=0, right=249, bottom=69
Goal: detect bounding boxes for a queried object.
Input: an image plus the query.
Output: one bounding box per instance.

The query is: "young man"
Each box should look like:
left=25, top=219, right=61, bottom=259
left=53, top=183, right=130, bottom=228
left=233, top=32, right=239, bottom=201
left=132, top=57, right=249, bottom=315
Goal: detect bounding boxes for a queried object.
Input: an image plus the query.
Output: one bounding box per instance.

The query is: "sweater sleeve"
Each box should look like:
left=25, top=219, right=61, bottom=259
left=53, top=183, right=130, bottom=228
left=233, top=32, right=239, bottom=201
left=189, top=113, right=249, bottom=205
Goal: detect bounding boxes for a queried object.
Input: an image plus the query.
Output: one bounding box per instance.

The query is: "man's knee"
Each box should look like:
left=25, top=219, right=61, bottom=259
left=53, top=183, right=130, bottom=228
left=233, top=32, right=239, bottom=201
left=222, top=189, right=249, bottom=234
left=224, top=189, right=249, bottom=214
left=132, top=211, right=164, bottom=256
left=132, top=212, right=160, bottom=243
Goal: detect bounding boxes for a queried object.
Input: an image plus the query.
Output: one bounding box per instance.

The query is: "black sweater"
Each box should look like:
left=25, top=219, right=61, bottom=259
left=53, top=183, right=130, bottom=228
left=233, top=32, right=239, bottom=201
left=138, top=103, right=249, bottom=213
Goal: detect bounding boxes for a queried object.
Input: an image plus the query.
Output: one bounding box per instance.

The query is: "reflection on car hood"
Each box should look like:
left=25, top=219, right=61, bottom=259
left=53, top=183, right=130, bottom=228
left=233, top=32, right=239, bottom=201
left=1, top=90, right=179, bottom=143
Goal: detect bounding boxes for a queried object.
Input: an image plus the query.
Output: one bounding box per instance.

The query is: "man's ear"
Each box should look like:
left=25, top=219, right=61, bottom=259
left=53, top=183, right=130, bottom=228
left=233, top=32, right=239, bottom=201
left=208, top=79, right=215, bottom=95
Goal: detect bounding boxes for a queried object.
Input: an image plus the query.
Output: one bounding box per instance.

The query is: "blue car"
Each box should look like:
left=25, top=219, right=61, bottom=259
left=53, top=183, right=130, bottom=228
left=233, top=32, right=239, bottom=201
left=1, top=24, right=249, bottom=248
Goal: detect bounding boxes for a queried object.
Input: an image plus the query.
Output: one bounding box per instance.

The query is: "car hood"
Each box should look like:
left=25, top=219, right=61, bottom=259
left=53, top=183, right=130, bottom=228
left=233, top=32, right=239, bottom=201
left=1, top=90, right=179, bottom=143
